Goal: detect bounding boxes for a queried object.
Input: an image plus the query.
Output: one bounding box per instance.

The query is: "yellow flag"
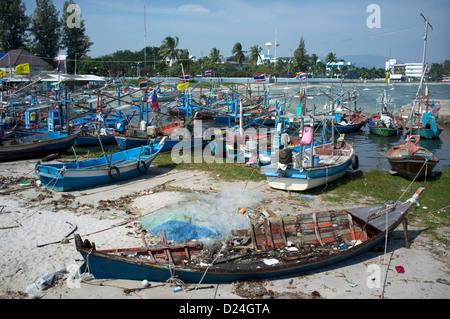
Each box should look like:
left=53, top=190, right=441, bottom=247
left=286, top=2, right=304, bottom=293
left=385, top=73, right=390, bottom=83
left=0, top=70, right=6, bottom=77
left=15, top=63, right=30, bottom=74
left=177, top=82, right=189, bottom=91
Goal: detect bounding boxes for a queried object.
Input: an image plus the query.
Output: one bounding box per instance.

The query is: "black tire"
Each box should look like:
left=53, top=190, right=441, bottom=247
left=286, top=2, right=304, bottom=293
left=108, top=166, right=120, bottom=179
left=352, top=155, right=359, bottom=170
left=137, top=160, right=147, bottom=173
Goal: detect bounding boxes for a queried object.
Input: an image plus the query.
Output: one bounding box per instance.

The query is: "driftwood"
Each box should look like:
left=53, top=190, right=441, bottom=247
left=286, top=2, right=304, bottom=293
left=36, top=221, right=78, bottom=248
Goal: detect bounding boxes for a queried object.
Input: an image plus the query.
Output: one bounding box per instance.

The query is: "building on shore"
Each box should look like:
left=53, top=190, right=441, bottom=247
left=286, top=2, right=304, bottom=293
left=385, top=59, right=428, bottom=82
left=0, top=49, right=49, bottom=74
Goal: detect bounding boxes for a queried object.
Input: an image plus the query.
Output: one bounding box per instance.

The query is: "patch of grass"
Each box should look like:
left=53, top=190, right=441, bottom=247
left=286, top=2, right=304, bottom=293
left=153, top=153, right=266, bottom=182
left=307, top=169, right=450, bottom=243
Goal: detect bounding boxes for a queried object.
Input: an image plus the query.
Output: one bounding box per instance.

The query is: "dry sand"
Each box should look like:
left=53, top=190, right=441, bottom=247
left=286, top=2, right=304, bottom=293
left=0, top=158, right=448, bottom=301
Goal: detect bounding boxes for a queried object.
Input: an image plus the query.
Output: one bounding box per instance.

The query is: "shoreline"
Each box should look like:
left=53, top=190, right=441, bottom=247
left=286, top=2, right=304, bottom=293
left=0, top=159, right=448, bottom=300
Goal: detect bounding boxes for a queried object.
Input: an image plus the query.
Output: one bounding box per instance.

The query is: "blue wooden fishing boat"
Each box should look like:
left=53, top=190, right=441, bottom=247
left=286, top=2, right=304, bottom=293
left=261, top=141, right=358, bottom=191
left=35, top=139, right=165, bottom=192
left=0, top=131, right=81, bottom=162
left=74, top=188, right=424, bottom=283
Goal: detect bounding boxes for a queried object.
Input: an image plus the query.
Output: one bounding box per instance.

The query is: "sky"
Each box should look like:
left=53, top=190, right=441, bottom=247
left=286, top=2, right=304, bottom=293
left=23, top=0, right=450, bottom=65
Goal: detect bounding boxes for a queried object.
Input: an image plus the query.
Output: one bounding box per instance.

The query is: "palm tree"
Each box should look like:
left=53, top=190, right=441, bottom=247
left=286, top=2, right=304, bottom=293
left=159, top=36, right=179, bottom=73
left=232, top=42, right=246, bottom=67
left=248, top=45, right=262, bottom=66
left=178, top=49, right=192, bottom=71
left=209, top=47, right=222, bottom=64
left=325, top=52, right=336, bottom=63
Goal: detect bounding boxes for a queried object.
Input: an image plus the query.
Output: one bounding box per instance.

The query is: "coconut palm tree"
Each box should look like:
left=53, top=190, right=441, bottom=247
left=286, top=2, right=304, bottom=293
left=159, top=36, right=179, bottom=73
left=249, top=45, right=262, bottom=67
left=325, top=52, right=337, bottom=63
left=209, top=47, right=222, bottom=64
left=232, top=42, right=246, bottom=67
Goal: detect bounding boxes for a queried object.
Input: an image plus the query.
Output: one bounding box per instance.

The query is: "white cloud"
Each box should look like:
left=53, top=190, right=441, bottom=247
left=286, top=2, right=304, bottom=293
left=178, top=4, right=210, bottom=14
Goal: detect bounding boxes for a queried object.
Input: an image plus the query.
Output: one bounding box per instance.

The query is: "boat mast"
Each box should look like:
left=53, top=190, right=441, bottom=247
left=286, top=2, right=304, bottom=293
left=419, top=14, right=432, bottom=96
left=144, top=0, right=147, bottom=67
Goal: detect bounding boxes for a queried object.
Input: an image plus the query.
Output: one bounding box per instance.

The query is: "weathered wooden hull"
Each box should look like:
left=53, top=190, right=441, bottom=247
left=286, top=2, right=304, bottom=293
left=0, top=131, right=80, bottom=162
left=75, top=190, right=424, bottom=283
left=386, top=143, right=439, bottom=179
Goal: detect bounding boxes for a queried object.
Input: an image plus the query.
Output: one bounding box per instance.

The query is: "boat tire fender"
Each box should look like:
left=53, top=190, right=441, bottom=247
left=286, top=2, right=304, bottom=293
left=108, top=166, right=120, bottom=179
left=137, top=160, right=148, bottom=173
left=352, top=155, right=359, bottom=170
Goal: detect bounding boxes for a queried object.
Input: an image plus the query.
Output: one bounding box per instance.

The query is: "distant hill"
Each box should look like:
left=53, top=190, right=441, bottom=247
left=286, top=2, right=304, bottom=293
left=340, top=54, right=404, bottom=69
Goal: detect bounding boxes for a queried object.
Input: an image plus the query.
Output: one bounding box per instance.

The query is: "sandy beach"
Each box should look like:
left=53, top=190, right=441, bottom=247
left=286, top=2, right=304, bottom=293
left=0, top=156, right=448, bottom=301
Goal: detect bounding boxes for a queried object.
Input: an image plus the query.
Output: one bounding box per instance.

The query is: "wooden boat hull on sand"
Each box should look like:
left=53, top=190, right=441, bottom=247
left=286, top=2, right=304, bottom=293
left=36, top=140, right=165, bottom=191
left=0, top=131, right=80, bottom=162
left=262, top=141, right=357, bottom=191
left=74, top=188, right=424, bottom=283
left=386, top=142, right=439, bottom=180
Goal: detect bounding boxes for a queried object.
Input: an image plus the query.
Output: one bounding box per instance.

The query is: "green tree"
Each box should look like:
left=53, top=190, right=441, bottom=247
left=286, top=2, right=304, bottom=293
left=309, top=53, right=319, bottom=77
left=248, top=45, right=262, bottom=67
left=443, top=60, right=450, bottom=76
left=429, top=63, right=444, bottom=82
left=315, top=61, right=326, bottom=77
left=293, top=37, right=309, bottom=72
left=209, top=47, right=222, bottom=65
left=30, top=0, right=61, bottom=67
left=0, top=0, right=30, bottom=51
left=340, top=65, right=348, bottom=78
left=159, top=36, right=179, bottom=75
left=232, top=42, right=246, bottom=67
left=178, top=48, right=192, bottom=72
left=326, top=52, right=337, bottom=63
left=61, top=0, right=93, bottom=74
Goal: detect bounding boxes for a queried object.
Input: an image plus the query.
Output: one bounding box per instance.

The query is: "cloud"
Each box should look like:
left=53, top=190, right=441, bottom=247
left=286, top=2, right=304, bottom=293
left=178, top=4, right=210, bottom=14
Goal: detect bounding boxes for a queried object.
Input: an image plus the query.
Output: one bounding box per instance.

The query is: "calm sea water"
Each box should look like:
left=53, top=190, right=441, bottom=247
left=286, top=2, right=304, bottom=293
left=268, top=82, right=450, bottom=172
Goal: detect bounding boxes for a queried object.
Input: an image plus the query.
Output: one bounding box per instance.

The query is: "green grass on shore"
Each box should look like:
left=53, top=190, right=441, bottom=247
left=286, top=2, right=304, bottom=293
left=61, top=147, right=449, bottom=243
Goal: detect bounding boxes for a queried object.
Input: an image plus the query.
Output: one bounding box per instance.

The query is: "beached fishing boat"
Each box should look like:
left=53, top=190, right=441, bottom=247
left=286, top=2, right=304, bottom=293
left=0, top=131, right=80, bottom=162
left=386, top=135, right=439, bottom=180
left=386, top=15, right=440, bottom=180
left=114, top=120, right=206, bottom=152
left=35, top=138, right=166, bottom=192
left=74, top=188, right=424, bottom=283
left=261, top=140, right=358, bottom=191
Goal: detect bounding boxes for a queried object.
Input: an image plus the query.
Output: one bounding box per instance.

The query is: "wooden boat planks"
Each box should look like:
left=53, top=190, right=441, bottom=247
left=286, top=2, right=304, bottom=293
left=232, top=210, right=369, bottom=251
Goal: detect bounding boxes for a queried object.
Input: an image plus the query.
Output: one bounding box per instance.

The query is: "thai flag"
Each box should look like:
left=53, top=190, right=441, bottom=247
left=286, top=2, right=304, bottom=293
left=205, top=69, right=212, bottom=76
left=297, top=72, right=307, bottom=80
left=180, top=74, right=191, bottom=82
left=148, top=90, right=160, bottom=112
left=254, top=74, right=265, bottom=82
left=54, top=61, right=60, bottom=72
left=139, top=79, right=148, bottom=90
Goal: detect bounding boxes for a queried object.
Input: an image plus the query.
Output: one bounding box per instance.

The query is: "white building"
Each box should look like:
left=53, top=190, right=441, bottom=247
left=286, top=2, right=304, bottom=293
left=325, top=59, right=355, bottom=72
left=386, top=59, right=428, bottom=80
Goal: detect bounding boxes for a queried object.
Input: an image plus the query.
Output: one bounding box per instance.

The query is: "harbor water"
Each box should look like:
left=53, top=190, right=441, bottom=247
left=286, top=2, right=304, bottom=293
left=268, top=82, right=450, bottom=173
left=99, top=82, right=450, bottom=174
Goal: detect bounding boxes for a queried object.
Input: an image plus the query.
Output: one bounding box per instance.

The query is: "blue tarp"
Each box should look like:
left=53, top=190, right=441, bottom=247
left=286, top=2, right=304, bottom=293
left=422, top=112, right=438, bottom=135
left=150, top=220, right=220, bottom=242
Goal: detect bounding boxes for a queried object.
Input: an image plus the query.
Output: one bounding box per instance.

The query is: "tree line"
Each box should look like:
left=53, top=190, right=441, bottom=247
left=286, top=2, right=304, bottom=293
left=0, top=0, right=92, bottom=73
left=429, top=61, right=450, bottom=81
left=77, top=35, right=388, bottom=80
